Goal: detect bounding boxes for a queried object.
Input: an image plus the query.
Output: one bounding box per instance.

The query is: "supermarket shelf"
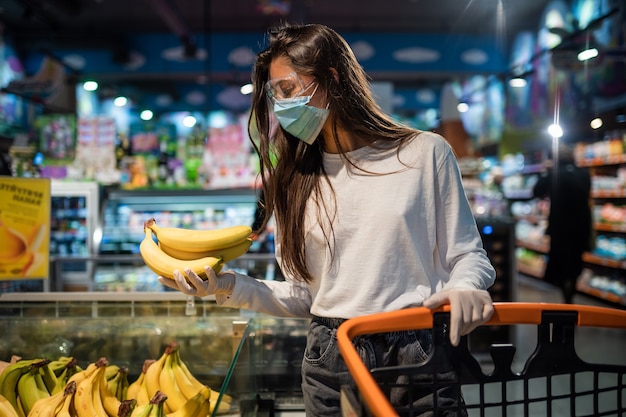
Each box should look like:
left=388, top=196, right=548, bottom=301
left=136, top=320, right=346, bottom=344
left=577, top=282, right=626, bottom=306
left=517, top=263, right=545, bottom=279
left=594, top=222, right=626, bottom=233
left=591, top=189, right=626, bottom=199
left=516, top=238, right=550, bottom=254
left=577, top=154, right=626, bottom=167
left=504, top=189, right=534, bottom=200
left=514, top=214, right=547, bottom=224
left=582, top=252, right=626, bottom=270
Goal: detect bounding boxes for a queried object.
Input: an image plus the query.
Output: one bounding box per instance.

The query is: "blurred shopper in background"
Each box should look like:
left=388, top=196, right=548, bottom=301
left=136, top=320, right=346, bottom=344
left=533, top=143, right=592, bottom=304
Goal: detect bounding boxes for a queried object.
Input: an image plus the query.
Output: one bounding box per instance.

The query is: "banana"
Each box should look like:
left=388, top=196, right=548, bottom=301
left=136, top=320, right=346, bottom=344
left=157, top=348, right=188, bottom=414
left=131, top=391, right=167, bottom=417
left=74, top=358, right=109, bottom=417
left=146, top=218, right=252, bottom=252
left=47, top=357, right=74, bottom=377
left=16, top=367, right=49, bottom=416
left=0, top=394, right=19, bottom=417
left=39, top=360, right=63, bottom=395
left=127, top=360, right=154, bottom=403
left=117, top=399, right=137, bottom=417
left=140, top=228, right=223, bottom=280
left=54, top=382, right=77, bottom=417
left=67, top=361, right=98, bottom=387
left=159, top=238, right=252, bottom=262
left=107, top=366, right=129, bottom=401
left=99, top=367, right=122, bottom=417
left=0, top=358, right=40, bottom=417
left=169, top=350, right=204, bottom=401
left=147, top=392, right=167, bottom=417
left=170, top=349, right=231, bottom=414
left=143, top=344, right=176, bottom=404
left=105, top=365, right=120, bottom=381
left=25, top=379, right=69, bottom=417
left=130, top=403, right=153, bottom=417
left=164, top=387, right=210, bottom=417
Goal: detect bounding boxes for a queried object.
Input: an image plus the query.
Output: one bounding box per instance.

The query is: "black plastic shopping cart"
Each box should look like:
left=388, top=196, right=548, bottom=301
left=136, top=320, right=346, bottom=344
left=336, top=302, right=626, bottom=417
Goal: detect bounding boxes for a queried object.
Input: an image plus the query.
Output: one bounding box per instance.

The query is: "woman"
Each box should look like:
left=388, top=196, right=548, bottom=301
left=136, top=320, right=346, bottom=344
left=159, top=23, right=495, bottom=416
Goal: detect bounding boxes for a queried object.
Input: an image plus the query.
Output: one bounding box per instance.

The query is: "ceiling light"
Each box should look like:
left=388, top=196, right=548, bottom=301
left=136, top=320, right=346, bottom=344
left=113, top=96, right=128, bottom=107
left=83, top=81, right=98, bottom=91
left=577, top=48, right=599, bottom=61
left=590, top=117, right=603, bottom=129
left=183, top=115, right=197, bottom=127
left=509, top=77, right=527, bottom=88
left=457, top=102, right=469, bottom=113
left=548, top=123, right=563, bottom=138
left=140, top=110, right=154, bottom=121
left=240, top=83, right=254, bottom=95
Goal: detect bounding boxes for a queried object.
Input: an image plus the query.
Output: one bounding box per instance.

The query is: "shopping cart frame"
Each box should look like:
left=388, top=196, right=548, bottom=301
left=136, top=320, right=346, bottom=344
left=336, top=302, right=626, bottom=417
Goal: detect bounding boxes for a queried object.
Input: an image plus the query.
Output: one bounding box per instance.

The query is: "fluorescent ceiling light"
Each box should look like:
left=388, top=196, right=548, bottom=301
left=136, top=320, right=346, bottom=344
left=577, top=48, right=599, bottom=61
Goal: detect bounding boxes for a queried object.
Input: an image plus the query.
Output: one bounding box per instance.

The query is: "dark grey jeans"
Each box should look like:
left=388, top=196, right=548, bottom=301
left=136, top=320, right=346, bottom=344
left=301, top=316, right=466, bottom=417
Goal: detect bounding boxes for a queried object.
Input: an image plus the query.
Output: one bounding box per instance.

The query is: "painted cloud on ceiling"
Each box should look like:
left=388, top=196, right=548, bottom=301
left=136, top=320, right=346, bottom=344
left=392, top=47, right=440, bottom=64
left=228, top=47, right=257, bottom=67
left=162, top=46, right=208, bottom=62
left=350, top=41, right=375, bottom=61
left=461, top=49, right=489, bottom=65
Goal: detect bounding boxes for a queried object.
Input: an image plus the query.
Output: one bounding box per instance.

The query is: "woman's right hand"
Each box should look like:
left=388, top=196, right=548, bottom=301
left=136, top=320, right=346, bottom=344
left=158, top=266, right=236, bottom=297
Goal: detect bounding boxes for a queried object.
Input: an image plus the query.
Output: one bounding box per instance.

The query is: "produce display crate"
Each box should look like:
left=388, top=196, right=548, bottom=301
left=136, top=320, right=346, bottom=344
left=337, top=302, right=626, bottom=417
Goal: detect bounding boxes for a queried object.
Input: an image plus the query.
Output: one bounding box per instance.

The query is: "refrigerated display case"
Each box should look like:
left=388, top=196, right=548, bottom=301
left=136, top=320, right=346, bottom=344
left=92, top=187, right=265, bottom=291
left=49, top=180, right=101, bottom=290
left=0, top=292, right=309, bottom=415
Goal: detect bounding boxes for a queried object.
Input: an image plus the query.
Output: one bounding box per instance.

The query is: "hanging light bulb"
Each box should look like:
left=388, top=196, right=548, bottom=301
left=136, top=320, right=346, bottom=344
left=548, top=123, right=563, bottom=138
left=590, top=117, right=603, bottom=129
left=114, top=96, right=128, bottom=107
left=83, top=81, right=98, bottom=91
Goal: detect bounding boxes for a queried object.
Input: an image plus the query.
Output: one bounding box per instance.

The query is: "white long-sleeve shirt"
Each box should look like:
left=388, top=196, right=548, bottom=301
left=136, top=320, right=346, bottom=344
left=217, top=132, right=495, bottom=319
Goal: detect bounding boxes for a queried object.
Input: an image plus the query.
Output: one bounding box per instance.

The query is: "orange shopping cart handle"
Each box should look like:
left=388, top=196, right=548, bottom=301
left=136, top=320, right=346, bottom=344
left=336, top=302, right=626, bottom=417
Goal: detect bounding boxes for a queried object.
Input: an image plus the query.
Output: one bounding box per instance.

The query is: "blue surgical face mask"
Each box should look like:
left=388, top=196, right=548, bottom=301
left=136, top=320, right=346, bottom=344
left=272, top=85, right=329, bottom=145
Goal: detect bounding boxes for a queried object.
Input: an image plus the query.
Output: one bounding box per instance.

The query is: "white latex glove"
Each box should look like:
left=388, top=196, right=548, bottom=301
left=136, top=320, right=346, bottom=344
left=423, top=288, right=494, bottom=346
left=158, top=266, right=236, bottom=297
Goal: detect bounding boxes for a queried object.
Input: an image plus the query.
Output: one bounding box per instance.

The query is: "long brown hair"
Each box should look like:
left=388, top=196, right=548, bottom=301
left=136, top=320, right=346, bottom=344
left=249, top=23, right=417, bottom=283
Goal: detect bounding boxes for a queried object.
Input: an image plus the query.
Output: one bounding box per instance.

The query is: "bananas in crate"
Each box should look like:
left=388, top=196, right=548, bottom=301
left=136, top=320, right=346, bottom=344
left=140, top=218, right=252, bottom=280
left=0, top=343, right=225, bottom=417
left=0, top=356, right=81, bottom=417
left=127, top=341, right=227, bottom=415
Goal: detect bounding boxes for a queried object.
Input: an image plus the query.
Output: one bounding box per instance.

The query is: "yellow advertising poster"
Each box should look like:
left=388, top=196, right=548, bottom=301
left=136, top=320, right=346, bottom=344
left=0, top=176, right=50, bottom=280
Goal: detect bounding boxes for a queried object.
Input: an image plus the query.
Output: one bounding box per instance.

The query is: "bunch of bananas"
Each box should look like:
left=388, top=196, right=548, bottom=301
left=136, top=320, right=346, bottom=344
left=0, top=343, right=222, bottom=417
left=140, top=218, right=253, bottom=280
left=0, top=356, right=81, bottom=417
left=127, top=341, right=227, bottom=415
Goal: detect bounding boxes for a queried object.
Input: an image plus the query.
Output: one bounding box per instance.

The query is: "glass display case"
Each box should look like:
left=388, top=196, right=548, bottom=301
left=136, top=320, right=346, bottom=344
left=47, top=186, right=276, bottom=292
left=0, top=292, right=309, bottom=416
left=49, top=181, right=101, bottom=291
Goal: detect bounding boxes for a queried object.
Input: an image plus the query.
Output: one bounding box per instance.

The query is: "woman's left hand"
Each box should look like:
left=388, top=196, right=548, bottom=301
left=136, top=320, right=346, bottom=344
left=423, top=288, right=494, bottom=346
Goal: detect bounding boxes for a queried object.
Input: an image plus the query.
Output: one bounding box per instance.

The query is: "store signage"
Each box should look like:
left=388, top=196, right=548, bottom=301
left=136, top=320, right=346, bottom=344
left=0, top=177, right=51, bottom=280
